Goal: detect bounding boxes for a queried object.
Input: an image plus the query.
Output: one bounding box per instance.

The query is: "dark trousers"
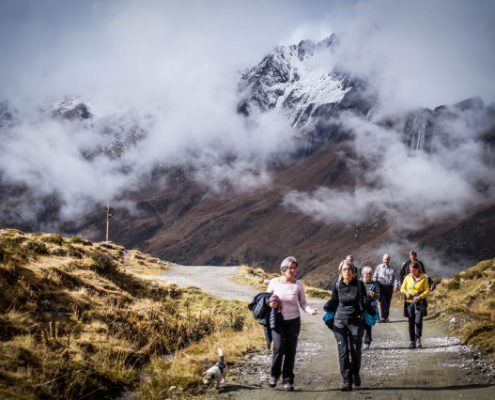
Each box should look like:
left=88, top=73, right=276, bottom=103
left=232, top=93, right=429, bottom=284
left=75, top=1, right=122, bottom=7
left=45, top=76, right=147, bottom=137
left=333, top=319, right=364, bottom=383
left=363, top=323, right=372, bottom=345
left=379, top=284, right=394, bottom=320
left=406, top=302, right=424, bottom=341
left=271, top=317, right=300, bottom=384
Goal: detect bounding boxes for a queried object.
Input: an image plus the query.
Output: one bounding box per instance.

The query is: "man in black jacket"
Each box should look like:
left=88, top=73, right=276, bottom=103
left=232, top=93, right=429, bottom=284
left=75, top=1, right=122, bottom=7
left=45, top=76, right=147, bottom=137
left=400, top=250, right=427, bottom=281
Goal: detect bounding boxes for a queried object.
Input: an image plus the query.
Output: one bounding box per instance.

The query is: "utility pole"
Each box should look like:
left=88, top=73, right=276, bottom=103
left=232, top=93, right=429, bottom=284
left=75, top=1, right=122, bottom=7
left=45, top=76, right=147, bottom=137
left=105, top=204, right=113, bottom=243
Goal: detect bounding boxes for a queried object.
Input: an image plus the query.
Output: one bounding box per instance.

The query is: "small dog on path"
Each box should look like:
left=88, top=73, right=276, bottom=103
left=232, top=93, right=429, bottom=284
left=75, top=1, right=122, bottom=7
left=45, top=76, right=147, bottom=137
left=203, top=348, right=227, bottom=387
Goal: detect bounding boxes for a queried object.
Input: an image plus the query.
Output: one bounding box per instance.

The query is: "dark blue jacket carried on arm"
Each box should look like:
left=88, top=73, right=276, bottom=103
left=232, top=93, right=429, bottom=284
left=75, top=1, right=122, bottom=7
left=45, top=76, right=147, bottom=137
left=248, top=292, right=284, bottom=349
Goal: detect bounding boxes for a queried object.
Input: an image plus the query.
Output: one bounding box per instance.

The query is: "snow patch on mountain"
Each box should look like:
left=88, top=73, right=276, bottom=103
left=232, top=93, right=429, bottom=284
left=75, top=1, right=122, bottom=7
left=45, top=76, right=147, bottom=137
left=238, top=34, right=355, bottom=128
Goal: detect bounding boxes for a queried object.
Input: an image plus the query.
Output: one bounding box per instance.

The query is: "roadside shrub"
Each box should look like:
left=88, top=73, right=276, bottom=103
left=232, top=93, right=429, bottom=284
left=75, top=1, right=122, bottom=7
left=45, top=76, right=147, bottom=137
left=446, top=279, right=461, bottom=290
left=50, top=247, right=68, bottom=257
left=91, top=252, right=116, bottom=274
left=66, top=246, right=84, bottom=259
left=71, top=236, right=92, bottom=246
left=42, top=234, right=64, bottom=246
left=23, top=240, right=48, bottom=255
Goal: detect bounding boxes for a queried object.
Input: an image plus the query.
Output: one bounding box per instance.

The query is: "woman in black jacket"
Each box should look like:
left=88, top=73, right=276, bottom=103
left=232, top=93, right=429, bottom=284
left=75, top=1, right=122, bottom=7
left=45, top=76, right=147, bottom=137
left=324, top=261, right=375, bottom=391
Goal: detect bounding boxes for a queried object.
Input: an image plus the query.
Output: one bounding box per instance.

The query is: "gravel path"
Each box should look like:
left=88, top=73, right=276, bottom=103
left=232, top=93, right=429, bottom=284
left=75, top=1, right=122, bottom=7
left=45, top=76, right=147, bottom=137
left=154, top=265, right=495, bottom=399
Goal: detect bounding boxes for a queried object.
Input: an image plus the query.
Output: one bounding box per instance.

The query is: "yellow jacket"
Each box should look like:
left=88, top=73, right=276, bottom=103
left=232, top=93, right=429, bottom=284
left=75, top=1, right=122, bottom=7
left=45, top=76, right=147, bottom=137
left=400, top=273, right=430, bottom=302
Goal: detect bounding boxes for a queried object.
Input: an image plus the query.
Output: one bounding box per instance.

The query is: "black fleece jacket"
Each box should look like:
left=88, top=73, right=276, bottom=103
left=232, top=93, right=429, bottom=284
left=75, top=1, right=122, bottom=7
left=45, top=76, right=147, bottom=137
left=323, top=278, right=375, bottom=321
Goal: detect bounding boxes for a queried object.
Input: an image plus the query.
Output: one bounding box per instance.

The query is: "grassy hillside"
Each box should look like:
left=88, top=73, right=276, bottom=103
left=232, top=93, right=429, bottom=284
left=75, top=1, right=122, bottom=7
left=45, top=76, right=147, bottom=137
left=232, top=265, right=330, bottom=299
left=429, top=258, right=495, bottom=361
left=0, top=229, right=262, bottom=399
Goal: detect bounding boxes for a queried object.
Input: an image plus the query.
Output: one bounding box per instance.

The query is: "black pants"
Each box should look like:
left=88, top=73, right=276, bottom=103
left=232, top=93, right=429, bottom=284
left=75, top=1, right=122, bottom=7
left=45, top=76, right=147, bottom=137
left=379, top=284, right=394, bottom=320
left=406, top=302, right=424, bottom=341
left=363, top=323, right=372, bottom=345
left=271, top=317, right=300, bottom=384
left=333, top=319, right=364, bottom=383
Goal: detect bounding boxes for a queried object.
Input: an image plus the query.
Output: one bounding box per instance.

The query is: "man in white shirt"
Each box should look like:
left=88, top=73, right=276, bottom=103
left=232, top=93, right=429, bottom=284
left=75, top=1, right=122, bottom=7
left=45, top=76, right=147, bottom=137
left=373, top=254, right=398, bottom=322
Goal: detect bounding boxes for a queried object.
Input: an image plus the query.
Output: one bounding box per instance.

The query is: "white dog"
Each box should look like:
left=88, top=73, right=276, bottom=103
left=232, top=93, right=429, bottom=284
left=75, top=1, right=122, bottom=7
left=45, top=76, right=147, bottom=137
left=203, top=348, right=226, bottom=387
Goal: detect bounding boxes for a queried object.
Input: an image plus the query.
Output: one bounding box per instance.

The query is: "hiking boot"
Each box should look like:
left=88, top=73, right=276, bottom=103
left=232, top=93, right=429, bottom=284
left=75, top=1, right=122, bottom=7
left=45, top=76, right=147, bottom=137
left=283, top=383, right=294, bottom=391
left=409, top=341, right=416, bottom=349
left=341, top=382, right=352, bottom=391
left=268, top=376, right=278, bottom=388
left=353, top=375, right=361, bottom=387
left=416, top=338, right=422, bottom=348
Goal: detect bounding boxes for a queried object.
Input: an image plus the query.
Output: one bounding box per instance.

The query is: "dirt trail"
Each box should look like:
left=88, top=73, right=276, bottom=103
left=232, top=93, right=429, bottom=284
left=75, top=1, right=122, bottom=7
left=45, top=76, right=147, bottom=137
left=155, top=265, right=495, bottom=399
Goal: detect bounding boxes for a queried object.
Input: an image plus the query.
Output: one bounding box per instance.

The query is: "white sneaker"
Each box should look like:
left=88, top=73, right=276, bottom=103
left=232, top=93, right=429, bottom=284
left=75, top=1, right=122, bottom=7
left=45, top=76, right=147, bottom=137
left=283, top=383, right=294, bottom=391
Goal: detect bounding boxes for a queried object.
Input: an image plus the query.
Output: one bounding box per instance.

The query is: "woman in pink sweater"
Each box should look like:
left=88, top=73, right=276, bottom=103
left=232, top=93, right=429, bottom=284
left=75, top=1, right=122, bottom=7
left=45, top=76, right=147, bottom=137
left=267, top=256, right=318, bottom=391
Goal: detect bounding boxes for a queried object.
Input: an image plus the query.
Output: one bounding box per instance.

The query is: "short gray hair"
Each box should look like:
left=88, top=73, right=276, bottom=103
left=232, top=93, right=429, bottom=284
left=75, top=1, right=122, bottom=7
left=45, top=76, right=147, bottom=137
left=361, top=266, right=373, bottom=276
left=280, top=256, right=298, bottom=273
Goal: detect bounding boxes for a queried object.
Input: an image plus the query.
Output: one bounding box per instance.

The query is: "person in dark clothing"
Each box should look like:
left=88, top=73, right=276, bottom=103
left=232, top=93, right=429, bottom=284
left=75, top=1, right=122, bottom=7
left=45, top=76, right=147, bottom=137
left=324, top=261, right=375, bottom=391
left=361, top=266, right=380, bottom=349
left=400, top=250, right=426, bottom=284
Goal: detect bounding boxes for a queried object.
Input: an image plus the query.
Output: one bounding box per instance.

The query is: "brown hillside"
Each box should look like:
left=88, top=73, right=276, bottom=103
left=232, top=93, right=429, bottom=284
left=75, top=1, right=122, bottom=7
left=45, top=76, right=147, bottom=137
left=429, top=258, right=495, bottom=361
left=0, top=229, right=262, bottom=399
left=71, top=142, right=495, bottom=287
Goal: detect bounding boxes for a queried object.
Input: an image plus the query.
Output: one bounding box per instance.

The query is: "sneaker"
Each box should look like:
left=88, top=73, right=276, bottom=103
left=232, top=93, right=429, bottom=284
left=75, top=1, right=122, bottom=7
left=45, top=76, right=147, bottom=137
left=268, top=376, right=277, bottom=388
left=416, top=338, right=422, bottom=348
left=283, top=383, right=294, bottom=391
left=341, top=382, right=352, bottom=391
left=409, top=341, right=416, bottom=349
left=378, top=319, right=386, bottom=323
left=385, top=318, right=390, bottom=323
left=353, top=375, right=361, bottom=387
left=364, top=343, right=371, bottom=350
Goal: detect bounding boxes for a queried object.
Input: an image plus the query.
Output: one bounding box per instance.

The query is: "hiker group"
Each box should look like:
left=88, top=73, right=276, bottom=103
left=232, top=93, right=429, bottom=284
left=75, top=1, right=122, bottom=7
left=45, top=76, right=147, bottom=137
left=249, top=250, right=435, bottom=392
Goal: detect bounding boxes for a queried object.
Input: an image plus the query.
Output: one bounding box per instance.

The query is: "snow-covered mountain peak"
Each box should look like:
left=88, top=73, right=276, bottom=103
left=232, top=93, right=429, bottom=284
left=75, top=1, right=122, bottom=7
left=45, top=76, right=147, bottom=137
left=238, top=33, right=370, bottom=128
left=49, top=96, right=93, bottom=120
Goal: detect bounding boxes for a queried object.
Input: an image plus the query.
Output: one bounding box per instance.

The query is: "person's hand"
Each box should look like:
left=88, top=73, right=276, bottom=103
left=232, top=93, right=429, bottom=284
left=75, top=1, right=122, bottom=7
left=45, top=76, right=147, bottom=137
left=412, top=296, right=421, bottom=304
left=310, top=308, right=318, bottom=315
left=405, top=293, right=413, bottom=299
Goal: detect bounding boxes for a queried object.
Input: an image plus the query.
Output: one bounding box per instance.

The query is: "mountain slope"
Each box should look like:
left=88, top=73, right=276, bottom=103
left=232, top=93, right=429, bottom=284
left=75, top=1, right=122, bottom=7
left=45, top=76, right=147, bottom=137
left=0, top=229, right=261, bottom=399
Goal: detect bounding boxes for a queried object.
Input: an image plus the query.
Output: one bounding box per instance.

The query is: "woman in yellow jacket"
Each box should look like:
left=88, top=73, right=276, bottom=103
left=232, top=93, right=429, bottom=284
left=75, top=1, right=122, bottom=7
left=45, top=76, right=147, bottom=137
left=400, top=261, right=430, bottom=349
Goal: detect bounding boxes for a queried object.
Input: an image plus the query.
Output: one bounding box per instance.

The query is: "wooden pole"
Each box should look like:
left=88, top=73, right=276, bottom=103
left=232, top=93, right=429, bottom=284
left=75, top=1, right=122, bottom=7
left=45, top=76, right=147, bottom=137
left=105, top=204, right=112, bottom=242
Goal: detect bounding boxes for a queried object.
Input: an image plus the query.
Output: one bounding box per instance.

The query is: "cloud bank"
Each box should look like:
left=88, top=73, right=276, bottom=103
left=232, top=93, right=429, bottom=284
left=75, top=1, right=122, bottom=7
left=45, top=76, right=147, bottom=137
left=0, top=0, right=494, bottom=224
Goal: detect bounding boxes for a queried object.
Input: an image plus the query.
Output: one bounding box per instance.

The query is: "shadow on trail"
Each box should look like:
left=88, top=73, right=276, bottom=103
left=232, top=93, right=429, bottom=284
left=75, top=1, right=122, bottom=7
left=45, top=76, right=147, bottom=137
left=219, top=384, right=261, bottom=393
left=369, top=343, right=464, bottom=351
left=377, top=320, right=406, bottom=324
left=295, top=382, right=495, bottom=393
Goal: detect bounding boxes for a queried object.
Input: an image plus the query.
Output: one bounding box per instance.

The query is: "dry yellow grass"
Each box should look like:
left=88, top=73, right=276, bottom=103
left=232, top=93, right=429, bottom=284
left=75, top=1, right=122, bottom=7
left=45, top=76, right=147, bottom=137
left=429, top=258, right=495, bottom=361
left=0, top=229, right=263, bottom=399
left=232, top=265, right=330, bottom=299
